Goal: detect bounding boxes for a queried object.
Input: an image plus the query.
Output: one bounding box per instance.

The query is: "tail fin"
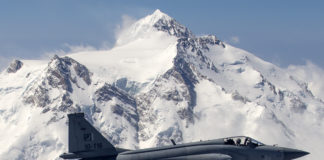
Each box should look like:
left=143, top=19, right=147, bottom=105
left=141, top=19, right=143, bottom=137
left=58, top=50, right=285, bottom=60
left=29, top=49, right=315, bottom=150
left=68, top=113, right=116, bottom=154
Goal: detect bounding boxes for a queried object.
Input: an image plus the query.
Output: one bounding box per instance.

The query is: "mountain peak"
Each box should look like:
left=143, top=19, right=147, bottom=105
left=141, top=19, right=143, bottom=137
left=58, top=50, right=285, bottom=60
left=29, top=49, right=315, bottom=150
left=116, top=9, right=193, bottom=46
left=6, top=59, right=23, bottom=73
left=147, top=9, right=172, bottom=23
left=152, top=9, right=164, bottom=16
left=148, top=9, right=193, bottom=38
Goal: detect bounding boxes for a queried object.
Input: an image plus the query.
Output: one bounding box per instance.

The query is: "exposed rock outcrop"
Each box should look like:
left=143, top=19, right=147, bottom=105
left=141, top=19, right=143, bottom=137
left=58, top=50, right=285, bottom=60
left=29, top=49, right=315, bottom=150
left=7, top=59, right=23, bottom=73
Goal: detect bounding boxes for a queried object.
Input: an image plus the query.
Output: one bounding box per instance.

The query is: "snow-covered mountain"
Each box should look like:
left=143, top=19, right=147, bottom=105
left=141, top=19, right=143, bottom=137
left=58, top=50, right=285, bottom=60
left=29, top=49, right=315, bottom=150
left=0, top=9, right=322, bottom=160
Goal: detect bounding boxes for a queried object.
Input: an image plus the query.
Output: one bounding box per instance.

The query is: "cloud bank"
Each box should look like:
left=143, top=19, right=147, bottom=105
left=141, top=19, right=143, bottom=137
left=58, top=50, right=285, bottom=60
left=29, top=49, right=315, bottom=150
left=114, top=15, right=137, bottom=41
left=230, top=36, right=240, bottom=44
left=0, top=56, right=12, bottom=72
left=286, top=61, right=324, bottom=100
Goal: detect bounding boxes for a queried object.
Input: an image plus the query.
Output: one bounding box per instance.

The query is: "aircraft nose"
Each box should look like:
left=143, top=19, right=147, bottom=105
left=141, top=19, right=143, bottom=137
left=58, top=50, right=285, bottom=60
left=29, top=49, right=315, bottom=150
left=282, top=147, right=309, bottom=160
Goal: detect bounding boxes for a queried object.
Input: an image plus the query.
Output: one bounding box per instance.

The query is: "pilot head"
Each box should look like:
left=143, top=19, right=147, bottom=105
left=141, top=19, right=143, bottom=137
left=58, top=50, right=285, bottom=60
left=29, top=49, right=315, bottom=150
left=236, top=138, right=241, bottom=145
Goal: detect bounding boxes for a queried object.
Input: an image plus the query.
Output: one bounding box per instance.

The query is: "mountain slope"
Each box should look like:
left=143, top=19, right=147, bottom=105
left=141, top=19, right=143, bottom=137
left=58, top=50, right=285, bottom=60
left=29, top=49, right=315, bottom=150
left=0, top=9, right=322, bottom=160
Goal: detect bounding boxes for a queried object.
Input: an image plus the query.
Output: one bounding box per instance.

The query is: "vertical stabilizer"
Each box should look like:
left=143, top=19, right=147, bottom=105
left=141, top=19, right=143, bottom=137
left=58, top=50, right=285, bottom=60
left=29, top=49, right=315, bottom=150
left=68, top=113, right=116, bottom=154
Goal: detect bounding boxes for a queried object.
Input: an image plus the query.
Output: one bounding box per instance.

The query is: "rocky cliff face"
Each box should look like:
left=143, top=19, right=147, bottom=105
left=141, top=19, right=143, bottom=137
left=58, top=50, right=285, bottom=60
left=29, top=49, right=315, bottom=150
left=23, top=55, right=92, bottom=112
left=0, top=9, right=322, bottom=160
left=135, top=35, right=226, bottom=146
left=7, top=59, right=23, bottom=73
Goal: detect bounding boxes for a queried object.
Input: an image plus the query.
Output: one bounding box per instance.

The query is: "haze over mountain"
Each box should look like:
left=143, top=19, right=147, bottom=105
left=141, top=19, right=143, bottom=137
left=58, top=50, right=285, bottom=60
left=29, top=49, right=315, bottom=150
left=0, top=10, right=322, bottom=160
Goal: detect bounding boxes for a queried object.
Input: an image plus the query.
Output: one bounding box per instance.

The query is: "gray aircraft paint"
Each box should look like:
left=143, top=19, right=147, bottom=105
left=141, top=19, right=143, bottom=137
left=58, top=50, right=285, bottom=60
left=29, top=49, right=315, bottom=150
left=60, top=113, right=309, bottom=160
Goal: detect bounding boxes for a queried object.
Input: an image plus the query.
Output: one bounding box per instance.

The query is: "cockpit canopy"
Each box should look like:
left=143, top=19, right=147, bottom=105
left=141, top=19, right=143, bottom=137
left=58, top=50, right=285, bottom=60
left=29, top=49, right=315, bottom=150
left=224, top=136, right=264, bottom=147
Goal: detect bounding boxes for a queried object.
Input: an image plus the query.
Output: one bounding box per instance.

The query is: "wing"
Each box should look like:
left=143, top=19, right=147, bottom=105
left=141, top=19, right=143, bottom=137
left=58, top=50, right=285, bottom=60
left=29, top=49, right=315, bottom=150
left=163, top=153, right=232, bottom=160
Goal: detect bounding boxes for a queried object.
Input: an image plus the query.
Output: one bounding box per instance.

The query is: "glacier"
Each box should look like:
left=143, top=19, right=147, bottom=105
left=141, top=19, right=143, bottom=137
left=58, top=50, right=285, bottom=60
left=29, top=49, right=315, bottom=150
left=0, top=9, right=323, bottom=160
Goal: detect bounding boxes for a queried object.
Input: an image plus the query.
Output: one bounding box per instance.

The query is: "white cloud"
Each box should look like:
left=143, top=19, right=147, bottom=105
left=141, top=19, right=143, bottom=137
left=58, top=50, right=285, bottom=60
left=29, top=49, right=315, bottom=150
left=0, top=56, right=13, bottom=72
left=63, top=43, right=96, bottom=53
left=286, top=61, right=324, bottom=100
left=100, top=41, right=114, bottom=50
left=114, top=14, right=137, bottom=40
left=41, top=49, right=67, bottom=60
left=41, top=44, right=97, bottom=60
left=230, top=36, right=240, bottom=44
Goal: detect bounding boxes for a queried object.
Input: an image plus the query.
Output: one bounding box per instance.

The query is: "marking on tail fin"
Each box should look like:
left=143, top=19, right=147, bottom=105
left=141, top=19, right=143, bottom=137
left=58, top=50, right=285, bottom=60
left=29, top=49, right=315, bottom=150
left=68, top=113, right=116, bottom=154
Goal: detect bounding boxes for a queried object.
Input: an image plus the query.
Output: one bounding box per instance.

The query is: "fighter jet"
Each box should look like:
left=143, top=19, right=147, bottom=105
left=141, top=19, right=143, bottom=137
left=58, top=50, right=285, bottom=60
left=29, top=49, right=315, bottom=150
left=60, top=113, right=309, bottom=160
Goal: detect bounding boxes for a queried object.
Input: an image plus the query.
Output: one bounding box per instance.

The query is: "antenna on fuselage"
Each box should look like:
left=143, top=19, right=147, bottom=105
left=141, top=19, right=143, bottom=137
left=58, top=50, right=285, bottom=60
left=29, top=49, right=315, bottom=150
left=171, top=139, right=176, bottom=145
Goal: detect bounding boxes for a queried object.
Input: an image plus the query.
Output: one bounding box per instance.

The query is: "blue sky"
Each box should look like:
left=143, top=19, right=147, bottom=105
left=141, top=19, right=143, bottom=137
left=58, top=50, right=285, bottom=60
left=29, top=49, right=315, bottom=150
left=0, top=0, right=323, bottom=69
